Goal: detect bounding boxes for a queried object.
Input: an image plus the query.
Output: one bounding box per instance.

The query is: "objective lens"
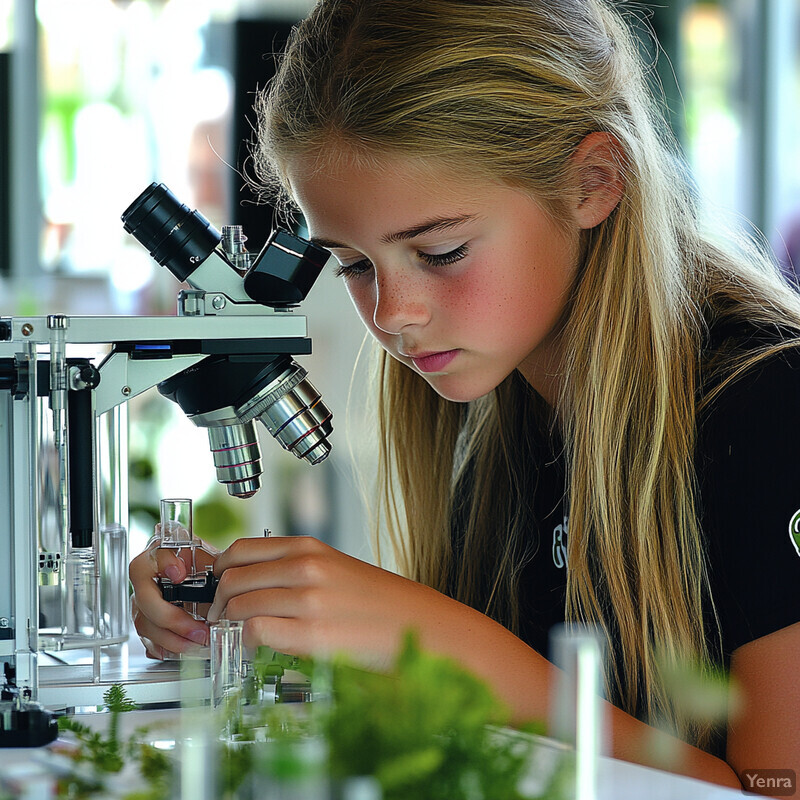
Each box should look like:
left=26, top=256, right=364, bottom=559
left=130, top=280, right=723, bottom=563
left=235, top=362, right=333, bottom=465
left=207, top=422, right=263, bottom=499
left=159, top=354, right=331, bottom=498
left=183, top=409, right=264, bottom=499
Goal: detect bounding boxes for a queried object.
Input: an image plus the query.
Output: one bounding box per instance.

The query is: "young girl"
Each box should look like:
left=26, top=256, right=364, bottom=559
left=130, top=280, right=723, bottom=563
left=130, top=0, right=800, bottom=789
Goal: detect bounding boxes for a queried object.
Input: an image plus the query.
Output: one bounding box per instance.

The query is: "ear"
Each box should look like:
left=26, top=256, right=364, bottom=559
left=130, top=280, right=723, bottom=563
left=569, top=132, right=625, bottom=229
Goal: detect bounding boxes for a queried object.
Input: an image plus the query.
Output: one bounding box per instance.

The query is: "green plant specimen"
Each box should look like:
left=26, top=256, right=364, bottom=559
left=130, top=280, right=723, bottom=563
left=320, top=633, right=553, bottom=800
left=51, top=637, right=566, bottom=799
left=55, top=684, right=170, bottom=798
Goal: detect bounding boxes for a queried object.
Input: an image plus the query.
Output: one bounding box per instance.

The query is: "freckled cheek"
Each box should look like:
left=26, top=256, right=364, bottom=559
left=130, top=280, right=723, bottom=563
left=439, top=260, right=569, bottom=343
left=434, top=267, right=526, bottom=321
left=437, top=281, right=486, bottom=323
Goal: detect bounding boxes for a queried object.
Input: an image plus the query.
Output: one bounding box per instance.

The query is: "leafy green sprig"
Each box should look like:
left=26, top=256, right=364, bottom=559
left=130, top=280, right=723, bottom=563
left=54, top=637, right=566, bottom=799
left=320, top=632, right=551, bottom=800
left=55, top=684, right=170, bottom=798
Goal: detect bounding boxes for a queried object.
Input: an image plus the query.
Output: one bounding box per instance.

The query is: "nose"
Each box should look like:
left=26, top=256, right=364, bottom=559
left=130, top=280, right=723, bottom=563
left=372, top=266, right=431, bottom=334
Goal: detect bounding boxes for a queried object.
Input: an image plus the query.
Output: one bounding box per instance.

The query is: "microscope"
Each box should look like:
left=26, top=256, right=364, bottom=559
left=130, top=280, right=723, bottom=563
left=0, top=184, right=333, bottom=745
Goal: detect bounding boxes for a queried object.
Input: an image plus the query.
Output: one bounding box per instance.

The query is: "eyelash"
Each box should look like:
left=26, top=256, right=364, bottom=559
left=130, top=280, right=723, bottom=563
left=333, top=244, right=470, bottom=279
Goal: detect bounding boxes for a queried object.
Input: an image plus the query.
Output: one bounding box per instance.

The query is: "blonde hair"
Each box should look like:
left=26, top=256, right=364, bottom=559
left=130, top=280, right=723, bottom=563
left=255, top=0, right=800, bottom=747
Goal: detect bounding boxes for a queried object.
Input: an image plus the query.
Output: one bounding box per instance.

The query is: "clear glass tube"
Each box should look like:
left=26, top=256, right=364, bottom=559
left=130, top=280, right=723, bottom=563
left=160, top=498, right=194, bottom=548
left=549, top=625, right=605, bottom=800
left=63, top=548, right=96, bottom=638
left=158, top=497, right=208, bottom=658
left=159, top=496, right=197, bottom=588
left=99, top=523, right=129, bottom=640
left=210, top=620, right=244, bottom=736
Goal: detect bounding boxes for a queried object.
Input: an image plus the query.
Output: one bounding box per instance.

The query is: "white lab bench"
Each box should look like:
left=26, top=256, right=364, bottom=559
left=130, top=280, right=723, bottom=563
left=0, top=632, right=747, bottom=799
left=0, top=704, right=745, bottom=799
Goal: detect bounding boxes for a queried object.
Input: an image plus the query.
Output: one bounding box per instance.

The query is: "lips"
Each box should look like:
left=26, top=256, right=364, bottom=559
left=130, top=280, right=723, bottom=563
left=406, top=349, right=459, bottom=373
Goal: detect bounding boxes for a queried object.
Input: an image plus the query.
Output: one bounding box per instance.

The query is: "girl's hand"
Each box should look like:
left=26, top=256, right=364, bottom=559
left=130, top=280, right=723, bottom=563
left=205, top=536, right=565, bottom=733
left=129, top=536, right=217, bottom=659
left=205, top=535, right=462, bottom=666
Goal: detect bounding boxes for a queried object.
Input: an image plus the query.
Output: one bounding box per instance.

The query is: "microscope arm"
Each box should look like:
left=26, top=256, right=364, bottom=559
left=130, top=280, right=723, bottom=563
left=94, top=351, right=206, bottom=415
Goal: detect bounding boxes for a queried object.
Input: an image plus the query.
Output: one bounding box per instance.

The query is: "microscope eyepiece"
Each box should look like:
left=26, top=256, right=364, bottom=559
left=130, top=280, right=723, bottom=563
left=121, top=183, right=221, bottom=282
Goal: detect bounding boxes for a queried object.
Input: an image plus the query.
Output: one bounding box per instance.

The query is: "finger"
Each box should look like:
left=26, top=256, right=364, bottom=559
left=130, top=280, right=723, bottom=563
left=207, top=561, right=307, bottom=622
left=154, top=543, right=216, bottom=579
left=130, top=594, right=142, bottom=626
left=244, top=614, right=393, bottom=669
left=214, top=535, right=319, bottom=575
left=152, top=524, right=220, bottom=566
left=132, top=574, right=210, bottom=642
left=133, top=609, right=208, bottom=653
left=139, top=633, right=164, bottom=660
left=170, top=543, right=217, bottom=574
left=136, top=624, right=166, bottom=660
left=209, top=587, right=302, bottom=625
left=241, top=615, right=309, bottom=655
left=130, top=546, right=188, bottom=586
left=192, top=547, right=217, bottom=571
left=131, top=602, right=162, bottom=659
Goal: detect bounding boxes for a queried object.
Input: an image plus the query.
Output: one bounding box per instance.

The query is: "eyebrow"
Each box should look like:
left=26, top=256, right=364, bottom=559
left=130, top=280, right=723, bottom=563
left=309, top=214, right=477, bottom=250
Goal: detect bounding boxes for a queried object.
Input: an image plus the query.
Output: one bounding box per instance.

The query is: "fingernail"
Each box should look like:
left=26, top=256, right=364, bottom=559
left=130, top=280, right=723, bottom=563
left=165, top=565, right=181, bottom=582
left=188, top=628, right=208, bottom=646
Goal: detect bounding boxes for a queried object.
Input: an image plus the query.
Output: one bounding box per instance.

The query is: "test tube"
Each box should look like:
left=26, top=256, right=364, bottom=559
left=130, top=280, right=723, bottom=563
left=549, top=625, right=606, bottom=800
left=63, top=548, right=96, bottom=639
left=160, top=498, right=194, bottom=550
left=161, top=496, right=195, bottom=607
left=99, top=523, right=129, bottom=640
left=210, top=620, right=244, bottom=736
left=159, top=498, right=205, bottom=642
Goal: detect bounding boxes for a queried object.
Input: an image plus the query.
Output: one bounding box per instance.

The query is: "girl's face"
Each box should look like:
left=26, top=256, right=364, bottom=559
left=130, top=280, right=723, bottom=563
left=287, top=153, right=582, bottom=404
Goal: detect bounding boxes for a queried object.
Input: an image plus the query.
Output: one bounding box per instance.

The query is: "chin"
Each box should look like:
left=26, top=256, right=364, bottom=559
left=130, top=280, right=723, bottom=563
left=422, top=374, right=499, bottom=404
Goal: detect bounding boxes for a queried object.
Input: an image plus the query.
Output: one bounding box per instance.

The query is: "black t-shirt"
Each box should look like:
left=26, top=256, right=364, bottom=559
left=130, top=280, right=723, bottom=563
left=697, top=346, right=800, bottom=655
left=451, top=342, right=800, bottom=752
left=513, top=347, right=800, bottom=664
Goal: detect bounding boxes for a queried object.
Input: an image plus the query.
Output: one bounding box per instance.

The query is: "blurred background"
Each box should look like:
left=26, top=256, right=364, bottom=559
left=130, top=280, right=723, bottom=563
left=0, top=0, right=799, bottom=560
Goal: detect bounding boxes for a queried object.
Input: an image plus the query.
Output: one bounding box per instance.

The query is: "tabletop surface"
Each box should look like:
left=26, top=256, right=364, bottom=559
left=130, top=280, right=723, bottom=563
left=0, top=707, right=745, bottom=799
